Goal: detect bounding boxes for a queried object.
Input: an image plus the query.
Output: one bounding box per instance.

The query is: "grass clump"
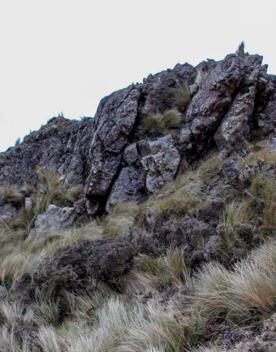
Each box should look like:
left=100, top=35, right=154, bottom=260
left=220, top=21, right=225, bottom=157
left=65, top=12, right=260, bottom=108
left=238, top=140, right=276, bottom=170
left=0, top=184, right=23, bottom=206
left=197, top=154, right=223, bottom=184
left=102, top=202, right=139, bottom=237
left=217, top=200, right=251, bottom=261
left=65, top=297, right=192, bottom=352
left=37, top=327, right=61, bottom=352
left=250, top=173, right=276, bottom=231
left=191, top=239, right=276, bottom=326
left=134, top=247, right=191, bottom=289
left=173, top=86, right=191, bottom=111
left=143, top=109, right=182, bottom=134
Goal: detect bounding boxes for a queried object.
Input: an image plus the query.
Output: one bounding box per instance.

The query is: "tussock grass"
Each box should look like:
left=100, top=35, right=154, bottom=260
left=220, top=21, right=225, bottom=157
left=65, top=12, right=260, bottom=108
left=173, top=86, right=191, bottom=111
left=217, top=201, right=251, bottom=259
left=221, top=201, right=249, bottom=237
left=102, top=202, right=139, bottom=237
left=137, top=169, right=203, bottom=222
left=250, top=174, right=276, bottom=230
left=0, top=184, right=23, bottom=205
left=0, top=168, right=84, bottom=234
left=0, top=327, right=31, bottom=352
left=197, top=154, right=223, bottom=183
left=0, top=301, right=33, bottom=326
left=64, top=297, right=192, bottom=352
left=191, top=240, right=276, bottom=324
left=32, top=295, right=62, bottom=326
left=143, top=109, right=183, bottom=134
left=134, top=247, right=191, bottom=289
left=37, top=327, right=61, bottom=352
left=238, top=140, right=276, bottom=170
left=33, top=167, right=83, bottom=216
left=0, top=220, right=102, bottom=284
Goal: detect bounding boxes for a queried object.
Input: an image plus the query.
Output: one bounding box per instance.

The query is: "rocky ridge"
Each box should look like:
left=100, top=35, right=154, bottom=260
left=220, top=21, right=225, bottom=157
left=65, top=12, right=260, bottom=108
left=0, top=51, right=275, bottom=220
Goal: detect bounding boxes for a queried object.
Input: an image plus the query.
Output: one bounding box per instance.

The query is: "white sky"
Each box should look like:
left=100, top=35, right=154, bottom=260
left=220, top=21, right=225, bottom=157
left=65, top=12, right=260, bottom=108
left=0, top=0, right=276, bottom=151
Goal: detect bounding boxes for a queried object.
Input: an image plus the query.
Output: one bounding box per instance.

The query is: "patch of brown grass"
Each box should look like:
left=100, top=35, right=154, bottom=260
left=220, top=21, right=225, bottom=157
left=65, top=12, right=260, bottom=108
left=143, top=109, right=183, bottom=134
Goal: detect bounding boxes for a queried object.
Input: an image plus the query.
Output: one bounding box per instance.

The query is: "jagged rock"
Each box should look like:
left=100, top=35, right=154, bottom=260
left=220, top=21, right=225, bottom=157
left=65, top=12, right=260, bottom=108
left=140, top=63, right=196, bottom=116
left=84, top=85, right=141, bottom=214
left=140, top=135, right=181, bottom=192
left=31, top=204, right=76, bottom=236
left=0, top=285, right=7, bottom=300
left=0, top=51, right=275, bottom=217
left=214, top=83, right=257, bottom=152
left=181, top=54, right=264, bottom=154
left=106, top=166, right=146, bottom=212
left=0, top=204, right=16, bottom=224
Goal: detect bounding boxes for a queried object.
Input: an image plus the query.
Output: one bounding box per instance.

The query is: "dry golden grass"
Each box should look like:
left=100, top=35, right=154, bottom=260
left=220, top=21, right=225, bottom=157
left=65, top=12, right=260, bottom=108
left=63, top=297, right=192, bottom=352
left=0, top=184, right=23, bottom=205
left=37, top=327, right=61, bottom=352
left=136, top=169, right=203, bottom=223
left=143, top=109, right=183, bottom=134
left=173, top=86, right=191, bottom=111
left=197, top=154, right=223, bottom=183
left=134, top=247, right=191, bottom=289
left=191, top=239, right=276, bottom=324
left=102, top=202, right=139, bottom=237
left=0, top=219, right=102, bottom=284
left=250, top=174, right=276, bottom=231
left=238, top=140, right=276, bottom=170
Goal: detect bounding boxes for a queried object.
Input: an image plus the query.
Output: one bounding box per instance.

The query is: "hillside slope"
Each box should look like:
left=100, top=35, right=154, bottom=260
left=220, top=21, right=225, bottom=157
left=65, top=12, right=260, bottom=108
left=0, top=50, right=275, bottom=351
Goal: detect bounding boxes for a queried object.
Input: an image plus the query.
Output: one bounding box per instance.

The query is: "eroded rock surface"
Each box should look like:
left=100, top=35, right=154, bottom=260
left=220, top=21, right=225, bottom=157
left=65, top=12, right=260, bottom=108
left=0, top=51, right=275, bottom=216
left=31, top=204, right=76, bottom=236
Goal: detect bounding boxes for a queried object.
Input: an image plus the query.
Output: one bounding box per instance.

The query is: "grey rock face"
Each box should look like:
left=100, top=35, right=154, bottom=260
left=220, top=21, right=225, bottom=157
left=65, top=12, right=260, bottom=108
left=0, top=204, right=16, bottom=224
left=0, top=51, right=275, bottom=216
left=0, top=285, right=7, bottom=299
left=140, top=135, right=181, bottom=192
left=31, top=204, right=76, bottom=236
left=106, top=166, right=146, bottom=211
left=84, top=85, right=141, bottom=214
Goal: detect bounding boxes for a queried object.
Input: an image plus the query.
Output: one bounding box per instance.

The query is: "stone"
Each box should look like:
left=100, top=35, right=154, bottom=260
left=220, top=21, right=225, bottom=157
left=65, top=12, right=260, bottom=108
left=140, top=135, right=181, bottom=192
left=106, top=166, right=146, bottom=212
left=24, top=197, right=32, bottom=211
left=0, top=204, right=16, bottom=224
left=31, top=204, right=76, bottom=236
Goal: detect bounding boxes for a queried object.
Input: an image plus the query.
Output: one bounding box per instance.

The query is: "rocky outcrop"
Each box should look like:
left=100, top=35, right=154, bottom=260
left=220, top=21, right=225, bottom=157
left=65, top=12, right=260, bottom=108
left=0, top=51, right=275, bottom=217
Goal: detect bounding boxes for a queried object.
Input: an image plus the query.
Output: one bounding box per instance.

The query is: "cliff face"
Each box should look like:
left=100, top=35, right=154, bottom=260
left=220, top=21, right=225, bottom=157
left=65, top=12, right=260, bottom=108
left=0, top=52, right=275, bottom=217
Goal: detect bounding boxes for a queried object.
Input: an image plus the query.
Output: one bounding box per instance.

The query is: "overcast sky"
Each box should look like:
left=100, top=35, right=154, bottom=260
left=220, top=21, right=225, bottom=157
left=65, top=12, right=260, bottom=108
left=0, top=0, right=276, bottom=151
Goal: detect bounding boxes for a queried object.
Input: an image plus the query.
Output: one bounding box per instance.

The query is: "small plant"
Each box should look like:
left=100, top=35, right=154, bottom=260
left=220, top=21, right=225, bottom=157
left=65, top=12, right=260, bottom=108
left=250, top=174, right=276, bottom=231
left=217, top=201, right=250, bottom=262
left=135, top=247, right=191, bottom=289
left=0, top=184, right=23, bottom=205
left=102, top=202, right=138, bottom=237
left=191, top=239, right=276, bottom=325
left=173, top=85, right=191, bottom=111
left=35, top=167, right=83, bottom=215
left=198, top=154, right=223, bottom=183
left=143, top=109, right=182, bottom=134
left=37, top=327, right=61, bottom=352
